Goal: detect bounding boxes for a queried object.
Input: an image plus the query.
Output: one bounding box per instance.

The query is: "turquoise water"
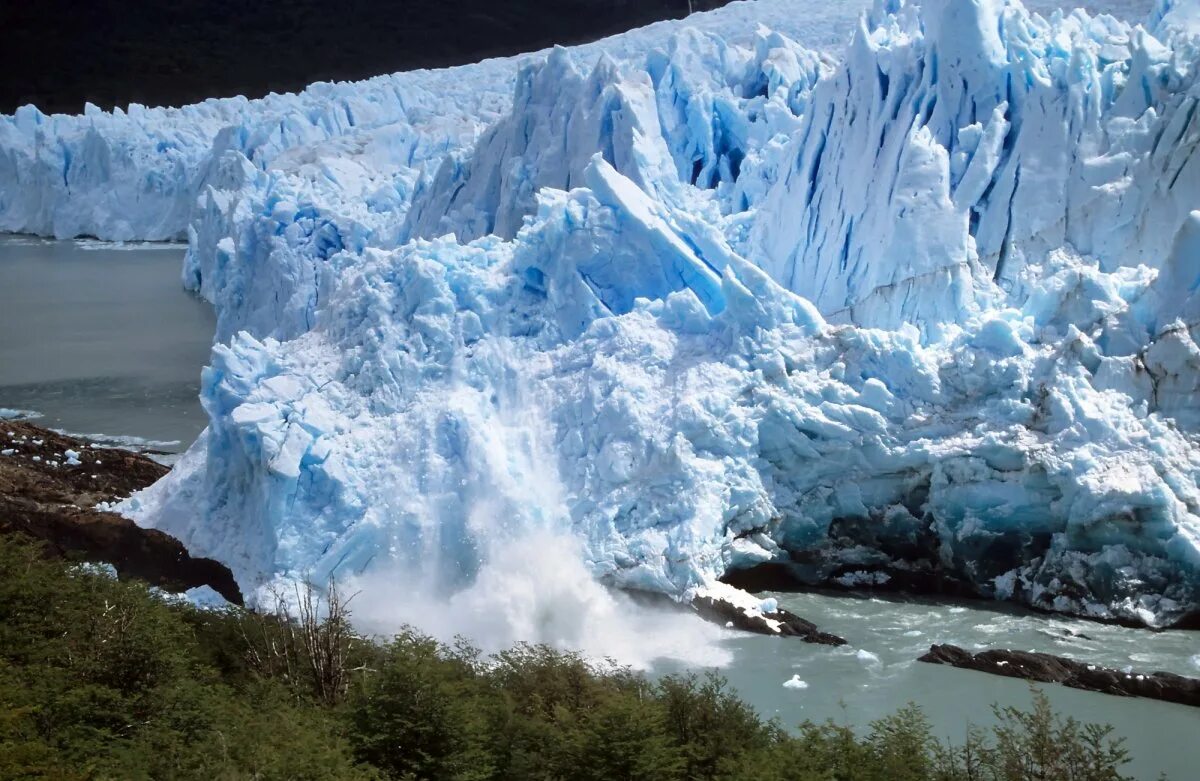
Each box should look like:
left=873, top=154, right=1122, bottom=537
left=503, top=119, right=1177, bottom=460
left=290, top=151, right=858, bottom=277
left=665, top=591, right=1200, bottom=781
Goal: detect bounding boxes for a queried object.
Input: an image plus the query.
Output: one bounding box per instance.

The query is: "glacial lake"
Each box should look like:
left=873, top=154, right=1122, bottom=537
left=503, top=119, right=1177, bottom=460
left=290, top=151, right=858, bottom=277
left=0, top=235, right=212, bottom=451
left=2, top=234, right=1197, bottom=779
left=689, top=592, right=1200, bottom=781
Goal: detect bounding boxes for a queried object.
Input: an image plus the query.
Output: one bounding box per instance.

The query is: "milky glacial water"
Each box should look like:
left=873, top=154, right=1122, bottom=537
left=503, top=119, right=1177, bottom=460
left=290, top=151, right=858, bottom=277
left=666, top=592, right=1200, bottom=781
left=0, top=236, right=212, bottom=451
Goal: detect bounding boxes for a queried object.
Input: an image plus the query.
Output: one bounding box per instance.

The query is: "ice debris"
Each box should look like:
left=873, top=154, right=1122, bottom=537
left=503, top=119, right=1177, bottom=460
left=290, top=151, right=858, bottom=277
left=783, top=675, right=810, bottom=689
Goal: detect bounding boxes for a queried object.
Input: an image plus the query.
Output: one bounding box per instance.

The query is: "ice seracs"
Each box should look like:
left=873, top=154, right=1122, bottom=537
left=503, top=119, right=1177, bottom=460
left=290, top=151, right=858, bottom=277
left=4, top=0, right=1199, bottom=632
left=751, top=0, right=1200, bottom=331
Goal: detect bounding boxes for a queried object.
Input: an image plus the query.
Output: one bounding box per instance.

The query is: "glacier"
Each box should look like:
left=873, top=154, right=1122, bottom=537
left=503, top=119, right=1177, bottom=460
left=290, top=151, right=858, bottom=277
left=3, top=0, right=1199, bottom=632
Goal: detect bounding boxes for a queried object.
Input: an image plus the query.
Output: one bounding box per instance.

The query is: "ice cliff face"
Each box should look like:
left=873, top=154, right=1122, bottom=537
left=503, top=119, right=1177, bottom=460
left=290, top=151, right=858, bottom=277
left=0, top=81, right=479, bottom=241
left=403, top=30, right=827, bottom=244
left=3, top=0, right=1197, bottom=629
left=752, top=0, right=1200, bottom=332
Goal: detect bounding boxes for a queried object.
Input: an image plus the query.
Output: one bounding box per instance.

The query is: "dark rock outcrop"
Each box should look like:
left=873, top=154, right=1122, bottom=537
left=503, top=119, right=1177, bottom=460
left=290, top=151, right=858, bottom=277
left=722, top=561, right=981, bottom=600
left=691, top=593, right=846, bottom=645
left=722, top=560, right=1200, bottom=631
left=622, top=585, right=846, bottom=644
left=918, top=644, right=1200, bottom=708
left=0, top=420, right=242, bottom=605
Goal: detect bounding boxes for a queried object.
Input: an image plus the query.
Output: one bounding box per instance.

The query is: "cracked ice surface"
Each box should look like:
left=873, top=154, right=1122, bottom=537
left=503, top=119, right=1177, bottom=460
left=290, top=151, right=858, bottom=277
left=3, top=0, right=1197, bottom=629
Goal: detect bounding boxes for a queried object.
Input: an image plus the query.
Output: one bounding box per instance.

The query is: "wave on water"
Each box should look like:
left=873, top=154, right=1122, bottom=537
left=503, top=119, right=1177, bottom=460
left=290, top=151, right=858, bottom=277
left=0, top=235, right=184, bottom=251
left=0, top=236, right=52, bottom=247
left=74, top=239, right=185, bottom=252
left=0, top=408, right=43, bottom=421
left=4, top=412, right=183, bottom=462
left=48, top=427, right=181, bottom=453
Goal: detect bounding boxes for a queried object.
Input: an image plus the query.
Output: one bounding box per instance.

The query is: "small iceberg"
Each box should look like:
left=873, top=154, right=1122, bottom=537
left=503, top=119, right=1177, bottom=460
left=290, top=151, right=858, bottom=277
left=783, top=675, right=809, bottom=690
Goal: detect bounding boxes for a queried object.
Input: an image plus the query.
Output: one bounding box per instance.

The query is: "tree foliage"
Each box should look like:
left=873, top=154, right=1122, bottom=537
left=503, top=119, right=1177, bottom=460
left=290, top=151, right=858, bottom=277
left=0, top=534, right=1142, bottom=780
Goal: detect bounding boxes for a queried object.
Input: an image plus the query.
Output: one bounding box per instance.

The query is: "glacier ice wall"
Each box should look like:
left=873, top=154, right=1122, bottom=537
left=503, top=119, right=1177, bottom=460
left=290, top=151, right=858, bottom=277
left=403, top=29, right=827, bottom=243
left=0, top=80, right=481, bottom=241
left=111, top=0, right=1200, bottom=628
left=2, top=0, right=1197, bottom=629
left=0, top=0, right=863, bottom=244
left=751, top=0, right=1200, bottom=331
left=131, top=164, right=1200, bottom=626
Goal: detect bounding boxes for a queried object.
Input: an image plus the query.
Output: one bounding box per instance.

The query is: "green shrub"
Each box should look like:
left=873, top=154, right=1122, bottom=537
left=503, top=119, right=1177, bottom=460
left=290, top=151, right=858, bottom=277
left=932, top=689, right=1133, bottom=781
left=348, top=631, right=492, bottom=780
left=0, top=534, right=1144, bottom=780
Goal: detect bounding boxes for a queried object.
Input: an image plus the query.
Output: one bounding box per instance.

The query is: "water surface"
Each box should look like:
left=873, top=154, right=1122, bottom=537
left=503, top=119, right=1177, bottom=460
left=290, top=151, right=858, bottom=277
left=0, top=236, right=213, bottom=450
left=679, top=591, right=1200, bottom=781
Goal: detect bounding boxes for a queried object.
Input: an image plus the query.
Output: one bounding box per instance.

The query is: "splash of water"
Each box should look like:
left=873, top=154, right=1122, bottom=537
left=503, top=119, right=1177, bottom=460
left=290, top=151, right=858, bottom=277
left=348, top=532, right=731, bottom=669
left=334, top=346, right=731, bottom=669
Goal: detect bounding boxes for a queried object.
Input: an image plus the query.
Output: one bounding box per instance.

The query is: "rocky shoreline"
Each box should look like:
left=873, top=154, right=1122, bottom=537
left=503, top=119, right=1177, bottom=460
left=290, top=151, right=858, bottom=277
left=919, top=644, right=1200, bottom=709
left=0, top=420, right=242, bottom=604
left=722, top=561, right=1200, bottom=632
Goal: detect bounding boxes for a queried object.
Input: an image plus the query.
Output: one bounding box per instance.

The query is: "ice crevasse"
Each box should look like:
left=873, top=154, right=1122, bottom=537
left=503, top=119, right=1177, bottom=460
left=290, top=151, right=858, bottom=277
left=4, top=0, right=1200, bottom=629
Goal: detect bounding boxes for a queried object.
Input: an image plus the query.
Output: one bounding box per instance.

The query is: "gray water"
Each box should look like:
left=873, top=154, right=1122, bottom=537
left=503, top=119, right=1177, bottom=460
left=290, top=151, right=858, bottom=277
left=682, top=592, right=1200, bottom=781
left=0, top=236, right=213, bottom=451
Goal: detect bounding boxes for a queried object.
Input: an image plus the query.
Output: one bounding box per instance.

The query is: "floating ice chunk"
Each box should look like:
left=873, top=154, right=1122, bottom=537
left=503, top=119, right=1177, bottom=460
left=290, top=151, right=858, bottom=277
left=856, top=649, right=881, bottom=665
left=783, top=675, right=809, bottom=690
left=184, top=585, right=233, bottom=610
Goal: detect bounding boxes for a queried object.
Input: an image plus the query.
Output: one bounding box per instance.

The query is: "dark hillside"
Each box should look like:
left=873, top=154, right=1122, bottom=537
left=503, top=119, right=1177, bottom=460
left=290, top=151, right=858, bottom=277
left=2, top=0, right=733, bottom=115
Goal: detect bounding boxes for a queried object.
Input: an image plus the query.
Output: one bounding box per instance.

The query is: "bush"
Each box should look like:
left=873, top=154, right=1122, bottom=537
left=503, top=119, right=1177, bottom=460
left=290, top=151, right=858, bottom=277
left=0, top=534, right=1143, bottom=780
left=348, top=632, right=491, bottom=780
left=0, top=535, right=371, bottom=780
left=933, top=690, right=1133, bottom=781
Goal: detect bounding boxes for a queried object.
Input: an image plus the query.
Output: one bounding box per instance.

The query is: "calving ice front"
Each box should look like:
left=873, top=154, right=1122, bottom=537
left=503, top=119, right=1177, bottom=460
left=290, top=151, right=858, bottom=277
left=5, top=0, right=1199, bottom=639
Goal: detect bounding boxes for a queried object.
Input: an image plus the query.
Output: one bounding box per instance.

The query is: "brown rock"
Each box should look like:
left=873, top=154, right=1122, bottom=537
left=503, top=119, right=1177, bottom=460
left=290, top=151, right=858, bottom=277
left=691, top=594, right=846, bottom=645
left=918, top=643, right=1200, bottom=708
left=0, top=420, right=242, bottom=605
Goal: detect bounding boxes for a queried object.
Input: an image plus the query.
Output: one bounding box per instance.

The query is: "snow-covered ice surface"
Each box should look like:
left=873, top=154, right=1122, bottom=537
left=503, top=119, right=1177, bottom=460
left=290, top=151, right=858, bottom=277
left=4, top=0, right=1199, bottom=648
